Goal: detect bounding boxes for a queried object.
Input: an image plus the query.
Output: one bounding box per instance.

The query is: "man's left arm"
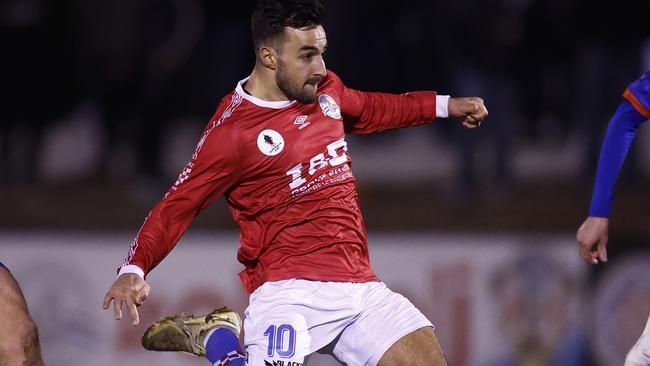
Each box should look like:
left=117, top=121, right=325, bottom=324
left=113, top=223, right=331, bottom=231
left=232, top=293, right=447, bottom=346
left=340, top=85, right=487, bottom=134
left=577, top=71, right=650, bottom=264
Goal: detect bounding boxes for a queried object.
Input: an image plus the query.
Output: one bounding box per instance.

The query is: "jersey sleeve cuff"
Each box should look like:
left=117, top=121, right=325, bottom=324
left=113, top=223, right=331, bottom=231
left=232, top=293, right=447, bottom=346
left=436, top=95, right=450, bottom=118
left=118, top=264, right=145, bottom=279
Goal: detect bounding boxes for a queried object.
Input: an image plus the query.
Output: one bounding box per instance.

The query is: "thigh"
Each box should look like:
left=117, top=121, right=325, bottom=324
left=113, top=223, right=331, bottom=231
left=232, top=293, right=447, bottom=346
left=331, top=282, right=435, bottom=366
left=377, top=327, right=447, bottom=366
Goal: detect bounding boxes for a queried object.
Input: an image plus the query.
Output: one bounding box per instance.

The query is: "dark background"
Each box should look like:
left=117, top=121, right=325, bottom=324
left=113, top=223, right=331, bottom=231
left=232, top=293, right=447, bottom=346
left=1, top=0, right=650, bottom=239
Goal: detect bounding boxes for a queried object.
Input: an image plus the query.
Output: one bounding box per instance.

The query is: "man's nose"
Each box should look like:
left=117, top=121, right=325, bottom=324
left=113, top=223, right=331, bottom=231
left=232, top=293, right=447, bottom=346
left=316, top=56, right=326, bottom=76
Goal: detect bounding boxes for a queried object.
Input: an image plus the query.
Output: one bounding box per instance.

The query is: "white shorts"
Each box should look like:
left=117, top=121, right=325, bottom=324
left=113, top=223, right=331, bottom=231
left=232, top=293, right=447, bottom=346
left=243, top=279, right=433, bottom=366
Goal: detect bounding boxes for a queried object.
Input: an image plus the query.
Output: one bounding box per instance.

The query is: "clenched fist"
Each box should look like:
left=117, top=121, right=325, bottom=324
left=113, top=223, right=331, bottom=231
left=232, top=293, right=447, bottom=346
left=448, top=97, right=488, bottom=128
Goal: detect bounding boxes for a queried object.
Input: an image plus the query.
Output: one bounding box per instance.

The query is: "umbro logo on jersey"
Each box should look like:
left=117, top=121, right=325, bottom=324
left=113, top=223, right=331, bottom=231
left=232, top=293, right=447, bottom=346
left=318, top=94, right=342, bottom=120
left=293, top=115, right=310, bottom=129
left=257, top=129, right=285, bottom=156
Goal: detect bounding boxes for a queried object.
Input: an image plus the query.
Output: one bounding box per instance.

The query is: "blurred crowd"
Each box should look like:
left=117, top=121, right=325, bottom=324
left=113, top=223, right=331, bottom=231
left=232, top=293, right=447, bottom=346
left=1, top=0, right=649, bottom=198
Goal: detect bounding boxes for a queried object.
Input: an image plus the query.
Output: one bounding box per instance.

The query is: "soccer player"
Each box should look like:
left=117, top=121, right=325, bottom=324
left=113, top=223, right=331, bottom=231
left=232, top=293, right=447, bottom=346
left=576, top=70, right=650, bottom=366
left=102, top=1, right=488, bottom=365
left=0, top=262, right=45, bottom=366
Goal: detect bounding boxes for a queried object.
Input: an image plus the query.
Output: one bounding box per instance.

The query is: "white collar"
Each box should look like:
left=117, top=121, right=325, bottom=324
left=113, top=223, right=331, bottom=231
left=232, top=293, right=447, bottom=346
left=235, top=76, right=296, bottom=109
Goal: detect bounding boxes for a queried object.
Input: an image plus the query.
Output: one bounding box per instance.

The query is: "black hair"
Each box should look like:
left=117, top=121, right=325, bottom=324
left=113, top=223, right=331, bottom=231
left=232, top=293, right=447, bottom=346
left=251, top=0, right=324, bottom=52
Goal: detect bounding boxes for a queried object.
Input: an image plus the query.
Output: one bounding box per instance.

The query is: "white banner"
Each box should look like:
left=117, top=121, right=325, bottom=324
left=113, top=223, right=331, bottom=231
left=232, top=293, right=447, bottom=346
left=1, top=232, right=647, bottom=366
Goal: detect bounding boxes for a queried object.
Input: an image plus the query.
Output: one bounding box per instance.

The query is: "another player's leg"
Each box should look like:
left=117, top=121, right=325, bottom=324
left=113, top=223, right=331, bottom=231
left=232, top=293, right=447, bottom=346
left=624, top=314, right=650, bottom=366
left=0, top=264, right=45, bottom=366
left=142, top=306, right=245, bottom=365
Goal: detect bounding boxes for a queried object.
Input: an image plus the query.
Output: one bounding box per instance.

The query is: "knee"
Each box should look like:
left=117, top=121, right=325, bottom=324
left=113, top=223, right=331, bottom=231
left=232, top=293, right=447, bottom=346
left=0, top=317, right=42, bottom=366
left=18, top=317, right=43, bottom=361
left=378, top=327, right=447, bottom=366
left=18, top=317, right=40, bottom=348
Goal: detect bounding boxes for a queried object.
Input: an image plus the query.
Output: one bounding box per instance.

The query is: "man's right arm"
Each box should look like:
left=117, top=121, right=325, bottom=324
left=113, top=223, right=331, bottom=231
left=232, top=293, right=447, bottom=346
left=103, top=117, right=241, bottom=324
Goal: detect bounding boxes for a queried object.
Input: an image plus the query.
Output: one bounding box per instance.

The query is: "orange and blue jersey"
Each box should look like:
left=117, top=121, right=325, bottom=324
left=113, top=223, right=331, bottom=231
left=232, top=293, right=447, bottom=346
left=589, top=70, right=650, bottom=217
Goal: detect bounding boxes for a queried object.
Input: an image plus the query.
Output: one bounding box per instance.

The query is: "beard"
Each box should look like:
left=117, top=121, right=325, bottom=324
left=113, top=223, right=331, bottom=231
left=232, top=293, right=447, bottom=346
left=276, top=61, right=318, bottom=104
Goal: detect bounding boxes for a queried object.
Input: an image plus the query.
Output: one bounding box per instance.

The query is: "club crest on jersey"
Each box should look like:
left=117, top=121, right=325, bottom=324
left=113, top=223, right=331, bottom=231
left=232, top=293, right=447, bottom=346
left=257, top=129, right=285, bottom=156
left=318, top=94, right=342, bottom=120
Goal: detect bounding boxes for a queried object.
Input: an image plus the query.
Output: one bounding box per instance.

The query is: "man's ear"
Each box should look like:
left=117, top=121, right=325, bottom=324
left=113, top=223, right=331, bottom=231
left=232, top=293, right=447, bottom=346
left=258, top=46, right=277, bottom=70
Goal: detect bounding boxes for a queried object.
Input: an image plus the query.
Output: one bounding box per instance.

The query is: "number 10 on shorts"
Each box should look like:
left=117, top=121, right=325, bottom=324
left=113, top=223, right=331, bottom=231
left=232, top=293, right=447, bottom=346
left=264, top=324, right=296, bottom=358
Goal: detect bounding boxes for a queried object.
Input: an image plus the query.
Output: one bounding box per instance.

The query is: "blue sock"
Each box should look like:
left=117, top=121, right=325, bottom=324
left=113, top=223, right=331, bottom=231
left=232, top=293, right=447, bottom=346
left=204, top=328, right=245, bottom=366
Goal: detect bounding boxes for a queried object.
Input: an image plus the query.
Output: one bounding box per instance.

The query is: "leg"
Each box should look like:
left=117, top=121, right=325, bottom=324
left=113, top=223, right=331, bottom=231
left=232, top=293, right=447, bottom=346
left=377, top=327, right=447, bottom=366
left=0, top=266, right=44, bottom=366
left=329, top=282, right=441, bottom=366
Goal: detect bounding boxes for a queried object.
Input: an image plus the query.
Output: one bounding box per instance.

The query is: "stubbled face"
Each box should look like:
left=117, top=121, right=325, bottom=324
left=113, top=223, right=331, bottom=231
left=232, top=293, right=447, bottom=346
left=274, top=25, right=327, bottom=104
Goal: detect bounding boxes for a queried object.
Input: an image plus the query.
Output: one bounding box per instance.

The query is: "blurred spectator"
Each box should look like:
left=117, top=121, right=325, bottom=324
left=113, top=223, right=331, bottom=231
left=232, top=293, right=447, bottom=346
left=519, top=0, right=578, bottom=141
left=73, top=0, right=203, bottom=187
left=0, top=0, right=76, bottom=186
left=434, top=0, right=524, bottom=202
left=487, top=252, right=586, bottom=366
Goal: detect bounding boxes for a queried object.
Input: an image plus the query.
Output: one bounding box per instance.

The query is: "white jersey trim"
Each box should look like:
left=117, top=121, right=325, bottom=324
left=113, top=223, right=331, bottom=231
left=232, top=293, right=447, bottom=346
left=118, top=264, right=145, bottom=279
left=436, top=95, right=450, bottom=118
left=235, top=76, right=296, bottom=109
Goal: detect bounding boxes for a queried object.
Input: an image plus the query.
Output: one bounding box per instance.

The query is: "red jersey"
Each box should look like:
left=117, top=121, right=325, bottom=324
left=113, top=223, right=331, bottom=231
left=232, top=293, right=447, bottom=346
left=120, top=71, right=438, bottom=293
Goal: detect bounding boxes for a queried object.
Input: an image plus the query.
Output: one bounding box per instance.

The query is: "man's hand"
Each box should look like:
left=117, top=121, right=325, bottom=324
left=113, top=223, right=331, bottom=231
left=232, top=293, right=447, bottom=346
left=576, top=216, right=609, bottom=264
left=102, top=273, right=150, bottom=325
left=448, top=97, right=488, bottom=128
